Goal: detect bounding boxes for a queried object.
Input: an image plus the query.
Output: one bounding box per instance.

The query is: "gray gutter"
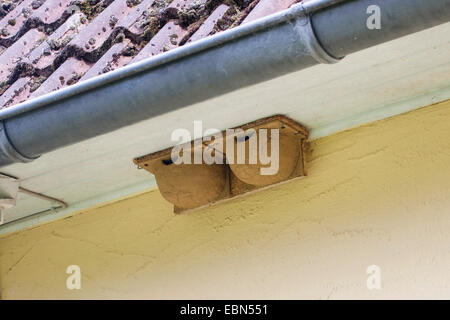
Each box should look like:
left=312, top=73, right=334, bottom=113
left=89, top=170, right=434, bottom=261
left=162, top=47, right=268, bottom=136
left=0, top=0, right=449, bottom=166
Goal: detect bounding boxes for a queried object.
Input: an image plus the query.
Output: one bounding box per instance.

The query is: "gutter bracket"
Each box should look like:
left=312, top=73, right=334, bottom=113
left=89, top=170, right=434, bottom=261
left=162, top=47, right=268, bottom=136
left=295, top=5, right=343, bottom=64
left=0, top=174, right=19, bottom=225
left=0, top=174, right=68, bottom=227
left=0, top=121, right=38, bottom=164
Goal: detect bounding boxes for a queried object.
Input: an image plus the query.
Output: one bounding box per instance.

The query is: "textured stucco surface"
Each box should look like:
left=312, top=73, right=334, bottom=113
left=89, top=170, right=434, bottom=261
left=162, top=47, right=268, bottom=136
left=1, top=100, right=450, bottom=299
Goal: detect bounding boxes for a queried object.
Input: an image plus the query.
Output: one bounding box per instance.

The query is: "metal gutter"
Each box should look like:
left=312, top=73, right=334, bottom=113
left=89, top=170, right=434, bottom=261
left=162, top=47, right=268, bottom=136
left=0, top=0, right=449, bottom=166
left=0, top=0, right=345, bottom=121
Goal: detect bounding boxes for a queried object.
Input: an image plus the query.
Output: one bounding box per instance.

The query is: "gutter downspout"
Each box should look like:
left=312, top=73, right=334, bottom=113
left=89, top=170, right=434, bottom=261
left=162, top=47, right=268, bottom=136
left=0, top=0, right=449, bottom=166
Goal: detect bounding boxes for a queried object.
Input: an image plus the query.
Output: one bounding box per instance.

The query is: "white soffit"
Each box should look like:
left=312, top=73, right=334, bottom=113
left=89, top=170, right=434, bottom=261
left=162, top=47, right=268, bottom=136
left=1, top=22, right=449, bottom=233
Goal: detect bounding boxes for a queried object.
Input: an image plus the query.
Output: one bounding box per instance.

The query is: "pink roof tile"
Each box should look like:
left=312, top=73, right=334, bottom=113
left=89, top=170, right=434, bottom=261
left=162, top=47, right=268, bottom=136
left=31, top=0, right=74, bottom=24
left=68, top=0, right=135, bottom=53
left=243, top=0, right=297, bottom=23
left=0, top=0, right=300, bottom=108
left=187, top=4, right=229, bottom=43
left=0, top=28, right=44, bottom=82
left=80, top=39, right=133, bottom=80
left=24, top=13, right=87, bottom=69
left=116, top=0, right=155, bottom=33
left=0, top=76, right=32, bottom=107
left=132, top=20, right=188, bottom=63
left=169, top=0, right=201, bottom=10
left=29, top=57, right=91, bottom=97
left=0, top=0, right=38, bottom=40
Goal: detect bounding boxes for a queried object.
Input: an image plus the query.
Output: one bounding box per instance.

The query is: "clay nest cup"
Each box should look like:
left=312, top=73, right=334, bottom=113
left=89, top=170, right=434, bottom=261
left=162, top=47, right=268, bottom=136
left=227, top=128, right=301, bottom=187
left=152, top=149, right=227, bottom=210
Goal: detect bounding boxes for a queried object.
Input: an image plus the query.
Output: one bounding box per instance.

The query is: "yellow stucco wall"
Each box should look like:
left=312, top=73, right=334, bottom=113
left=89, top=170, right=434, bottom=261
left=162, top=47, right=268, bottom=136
left=1, top=100, right=450, bottom=299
